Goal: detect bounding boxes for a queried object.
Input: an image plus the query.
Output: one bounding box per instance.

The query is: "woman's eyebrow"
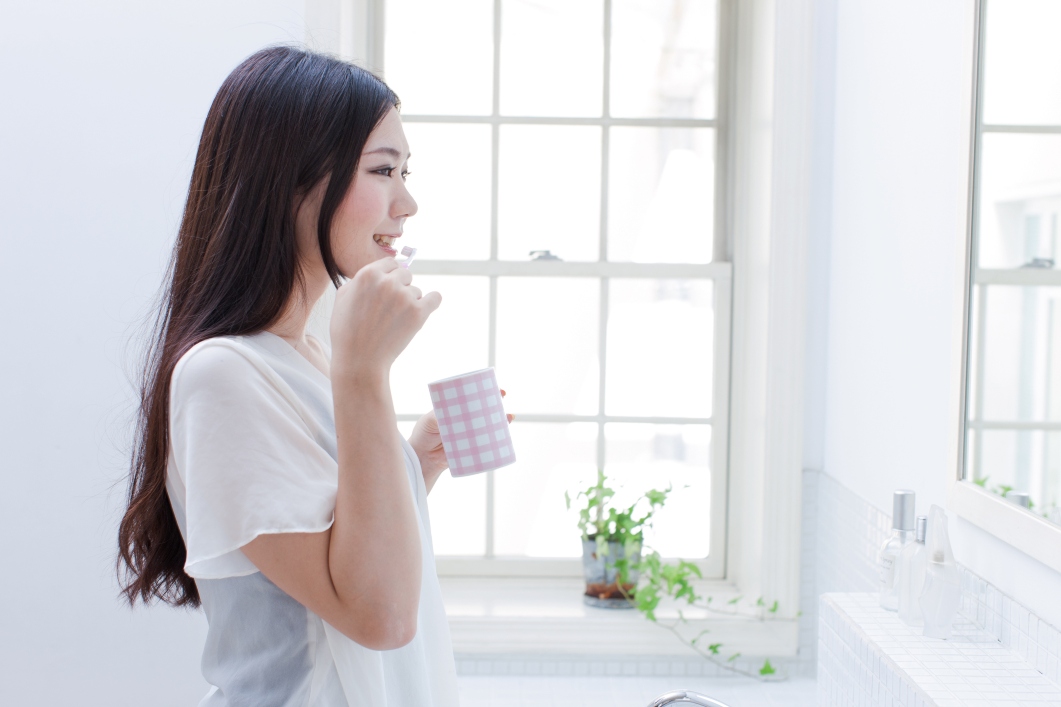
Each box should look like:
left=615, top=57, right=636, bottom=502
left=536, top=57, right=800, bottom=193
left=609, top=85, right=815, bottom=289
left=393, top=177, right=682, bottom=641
left=364, top=146, right=410, bottom=160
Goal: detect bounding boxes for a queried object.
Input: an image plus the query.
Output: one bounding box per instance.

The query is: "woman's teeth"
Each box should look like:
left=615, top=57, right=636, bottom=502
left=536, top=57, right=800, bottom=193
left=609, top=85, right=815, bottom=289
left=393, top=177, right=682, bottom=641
left=374, top=235, right=397, bottom=248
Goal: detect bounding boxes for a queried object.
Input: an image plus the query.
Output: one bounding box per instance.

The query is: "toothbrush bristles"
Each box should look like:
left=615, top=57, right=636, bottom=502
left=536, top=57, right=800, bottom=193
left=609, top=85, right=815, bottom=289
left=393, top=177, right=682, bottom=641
left=400, top=246, right=418, bottom=269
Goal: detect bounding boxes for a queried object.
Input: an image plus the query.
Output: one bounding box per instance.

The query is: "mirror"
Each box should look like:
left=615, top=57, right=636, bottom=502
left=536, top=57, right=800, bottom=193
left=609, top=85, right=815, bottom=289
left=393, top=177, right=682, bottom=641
left=962, top=0, right=1061, bottom=526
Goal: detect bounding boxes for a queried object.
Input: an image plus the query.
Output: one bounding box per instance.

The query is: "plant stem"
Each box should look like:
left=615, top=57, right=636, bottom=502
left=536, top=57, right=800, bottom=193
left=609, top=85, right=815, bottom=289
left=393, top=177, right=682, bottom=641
left=652, top=618, right=785, bottom=681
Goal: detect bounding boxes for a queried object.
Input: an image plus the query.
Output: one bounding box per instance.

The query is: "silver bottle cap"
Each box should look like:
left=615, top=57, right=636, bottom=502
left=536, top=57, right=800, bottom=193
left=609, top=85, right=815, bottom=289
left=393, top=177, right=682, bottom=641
left=892, top=490, right=916, bottom=531
left=915, top=515, right=928, bottom=544
left=1009, top=492, right=1031, bottom=508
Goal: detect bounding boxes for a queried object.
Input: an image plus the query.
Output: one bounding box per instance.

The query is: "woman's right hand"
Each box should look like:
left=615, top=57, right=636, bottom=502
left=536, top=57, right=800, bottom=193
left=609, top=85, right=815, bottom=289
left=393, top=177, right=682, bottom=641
left=329, top=257, right=441, bottom=377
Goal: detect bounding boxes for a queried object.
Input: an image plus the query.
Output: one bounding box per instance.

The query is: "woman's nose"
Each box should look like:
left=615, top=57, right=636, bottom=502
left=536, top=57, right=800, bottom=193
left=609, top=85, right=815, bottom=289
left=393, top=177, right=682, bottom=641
left=396, top=182, right=418, bottom=219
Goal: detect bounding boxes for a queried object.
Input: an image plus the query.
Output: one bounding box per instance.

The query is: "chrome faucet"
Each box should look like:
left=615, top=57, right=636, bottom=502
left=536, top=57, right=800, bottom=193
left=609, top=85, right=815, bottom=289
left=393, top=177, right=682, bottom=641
left=646, top=690, right=732, bottom=707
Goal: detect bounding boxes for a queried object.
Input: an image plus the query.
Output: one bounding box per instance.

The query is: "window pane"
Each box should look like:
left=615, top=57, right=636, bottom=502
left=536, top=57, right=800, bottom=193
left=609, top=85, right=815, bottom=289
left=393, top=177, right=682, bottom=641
left=966, top=428, right=1061, bottom=523
left=966, top=284, right=1061, bottom=523
left=391, top=276, right=489, bottom=414
left=398, top=420, right=488, bottom=555
left=606, top=279, right=713, bottom=418
left=498, top=125, right=602, bottom=261
left=402, top=123, right=492, bottom=260
left=971, top=285, right=1061, bottom=424
left=604, top=423, right=711, bottom=558
left=608, top=127, right=714, bottom=263
left=500, top=0, right=603, bottom=117
left=610, top=0, right=718, bottom=119
left=983, top=0, right=1061, bottom=126
left=494, top=422, right=598, bottom=557
left=496, top=277, right=600, bottom=415
left=385, top=0, right=494, bottom=115
left=977, top=134, right=1061, bottom=269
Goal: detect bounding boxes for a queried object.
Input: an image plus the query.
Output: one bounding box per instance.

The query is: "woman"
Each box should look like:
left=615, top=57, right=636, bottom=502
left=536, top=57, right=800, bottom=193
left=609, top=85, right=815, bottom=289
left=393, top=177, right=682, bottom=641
left=117, top=45, right=464, bottom=706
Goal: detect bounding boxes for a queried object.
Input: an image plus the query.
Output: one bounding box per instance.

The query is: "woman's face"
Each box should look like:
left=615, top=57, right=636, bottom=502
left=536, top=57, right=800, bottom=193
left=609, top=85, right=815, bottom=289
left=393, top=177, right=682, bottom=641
left=298, top=106, right=417, bottom=287
left=332, top=106, right=417, bottom=274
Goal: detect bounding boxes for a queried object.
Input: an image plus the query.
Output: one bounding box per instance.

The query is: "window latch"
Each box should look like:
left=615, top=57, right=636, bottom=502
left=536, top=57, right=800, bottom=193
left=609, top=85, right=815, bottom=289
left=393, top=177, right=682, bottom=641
left=529, top=250, right=562, bottom=261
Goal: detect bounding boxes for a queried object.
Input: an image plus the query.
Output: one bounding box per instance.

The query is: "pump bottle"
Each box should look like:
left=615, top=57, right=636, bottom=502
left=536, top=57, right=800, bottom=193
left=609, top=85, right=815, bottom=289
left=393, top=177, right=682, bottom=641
left=896, top=515, right=928, bottom=626
left=878, top=490, right=915, bottom=610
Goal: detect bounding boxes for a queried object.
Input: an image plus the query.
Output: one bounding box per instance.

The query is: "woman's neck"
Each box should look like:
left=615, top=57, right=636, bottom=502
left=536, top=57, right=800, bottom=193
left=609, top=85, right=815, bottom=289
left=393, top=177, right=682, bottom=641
left=268, top=276, right=329, bottom=347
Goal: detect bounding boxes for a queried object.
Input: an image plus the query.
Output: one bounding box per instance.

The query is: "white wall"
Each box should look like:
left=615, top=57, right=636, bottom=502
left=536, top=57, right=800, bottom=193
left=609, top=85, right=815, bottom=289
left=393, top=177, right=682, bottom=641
left=818, top=0, right=1061, bottom=628
left=0, top=2, right=305, bottom=704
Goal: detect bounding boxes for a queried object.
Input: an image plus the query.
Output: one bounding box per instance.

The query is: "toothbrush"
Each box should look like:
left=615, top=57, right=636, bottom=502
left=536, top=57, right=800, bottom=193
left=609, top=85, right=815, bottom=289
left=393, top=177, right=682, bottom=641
left=400, top=246, right=418, bottom=269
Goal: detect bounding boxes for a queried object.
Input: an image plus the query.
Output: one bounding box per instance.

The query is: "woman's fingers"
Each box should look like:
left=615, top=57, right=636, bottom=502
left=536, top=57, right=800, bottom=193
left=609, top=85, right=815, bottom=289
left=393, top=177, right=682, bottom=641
left=499, top=389, right=513, bottom=422
left=391, top=264, right=413, bottom=286
left=420, top=290, right=442, bottom=314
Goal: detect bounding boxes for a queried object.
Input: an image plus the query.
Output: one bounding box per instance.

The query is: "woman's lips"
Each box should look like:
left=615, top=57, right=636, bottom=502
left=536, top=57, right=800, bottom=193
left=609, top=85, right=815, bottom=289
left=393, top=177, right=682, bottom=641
left=374, top=234, right=400, bottom=256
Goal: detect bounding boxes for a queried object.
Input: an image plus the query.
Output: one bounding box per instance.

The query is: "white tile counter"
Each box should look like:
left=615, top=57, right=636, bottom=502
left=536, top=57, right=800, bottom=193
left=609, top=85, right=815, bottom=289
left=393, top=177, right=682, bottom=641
left=457, top=675, right=818, bottom=707
left=818, top=593, right=1061, bottom=706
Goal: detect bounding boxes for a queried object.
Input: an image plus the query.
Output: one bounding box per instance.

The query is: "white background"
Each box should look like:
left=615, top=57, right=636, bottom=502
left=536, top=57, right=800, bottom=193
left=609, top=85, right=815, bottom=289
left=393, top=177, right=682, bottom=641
left=4, top=1, right=1061, bottom=705
left=0, top=1, right=305, bottom=703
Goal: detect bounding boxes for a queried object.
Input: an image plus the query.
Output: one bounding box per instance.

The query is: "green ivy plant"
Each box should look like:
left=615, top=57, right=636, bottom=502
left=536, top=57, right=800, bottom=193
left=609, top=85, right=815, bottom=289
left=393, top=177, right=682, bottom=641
left=566, top=470, right=784, bottom=680
left=564, top=469, right=669, bottom=564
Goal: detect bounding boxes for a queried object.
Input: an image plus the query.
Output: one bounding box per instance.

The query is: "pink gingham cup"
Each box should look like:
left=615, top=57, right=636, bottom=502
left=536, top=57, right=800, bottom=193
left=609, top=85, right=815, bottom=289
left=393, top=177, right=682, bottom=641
left=428, top=368, right=515, bottom=477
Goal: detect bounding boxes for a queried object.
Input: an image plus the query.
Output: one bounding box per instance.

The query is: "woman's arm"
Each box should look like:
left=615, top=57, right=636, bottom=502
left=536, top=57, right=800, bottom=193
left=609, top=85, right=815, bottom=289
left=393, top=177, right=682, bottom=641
left=243, top=258, right=440, bottom=650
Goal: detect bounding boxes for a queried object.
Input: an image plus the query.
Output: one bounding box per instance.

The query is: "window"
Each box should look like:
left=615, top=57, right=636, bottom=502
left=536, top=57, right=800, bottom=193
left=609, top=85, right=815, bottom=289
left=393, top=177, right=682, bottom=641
left=380, top=0, right=732, bottom=577
left=962, top=0, right=1061, bottom=528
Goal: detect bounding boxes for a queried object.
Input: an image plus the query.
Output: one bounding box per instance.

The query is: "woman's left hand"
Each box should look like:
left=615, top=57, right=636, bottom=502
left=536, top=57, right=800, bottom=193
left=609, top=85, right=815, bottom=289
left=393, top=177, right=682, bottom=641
left=408, top=390, right=514, bottom=493
left=408, top=410, right=448, bottom=493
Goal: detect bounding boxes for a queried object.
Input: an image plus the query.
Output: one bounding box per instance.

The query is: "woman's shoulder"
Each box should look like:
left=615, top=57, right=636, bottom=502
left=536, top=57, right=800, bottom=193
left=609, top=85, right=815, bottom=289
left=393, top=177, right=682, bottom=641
left=172, top=335, right=276, bottom=395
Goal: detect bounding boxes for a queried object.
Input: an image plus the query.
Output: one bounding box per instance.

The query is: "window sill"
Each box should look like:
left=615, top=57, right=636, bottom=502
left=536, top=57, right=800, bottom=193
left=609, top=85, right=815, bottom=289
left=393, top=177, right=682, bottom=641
left=440, top=576, right=799, bottom=658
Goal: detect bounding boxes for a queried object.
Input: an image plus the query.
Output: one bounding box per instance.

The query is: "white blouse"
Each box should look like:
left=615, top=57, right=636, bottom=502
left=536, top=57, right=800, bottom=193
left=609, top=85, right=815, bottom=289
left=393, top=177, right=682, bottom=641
left=165, top=331, right=459, bottom=707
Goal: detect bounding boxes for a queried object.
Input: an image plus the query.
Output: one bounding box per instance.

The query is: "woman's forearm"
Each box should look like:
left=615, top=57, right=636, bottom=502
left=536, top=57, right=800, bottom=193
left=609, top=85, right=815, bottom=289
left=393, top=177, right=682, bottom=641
left=328, top=365, right=422, bottom=641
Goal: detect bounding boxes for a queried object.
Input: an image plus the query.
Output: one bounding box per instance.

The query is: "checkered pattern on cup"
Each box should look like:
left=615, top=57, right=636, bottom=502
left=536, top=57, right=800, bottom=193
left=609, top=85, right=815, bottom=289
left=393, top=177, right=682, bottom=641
left=428, top=368, right=515, bottom=477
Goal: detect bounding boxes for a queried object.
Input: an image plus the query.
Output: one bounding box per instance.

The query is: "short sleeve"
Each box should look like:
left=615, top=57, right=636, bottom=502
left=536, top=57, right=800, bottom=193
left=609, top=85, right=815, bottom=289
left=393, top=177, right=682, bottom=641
left=170, top=340, right=338, bottom=579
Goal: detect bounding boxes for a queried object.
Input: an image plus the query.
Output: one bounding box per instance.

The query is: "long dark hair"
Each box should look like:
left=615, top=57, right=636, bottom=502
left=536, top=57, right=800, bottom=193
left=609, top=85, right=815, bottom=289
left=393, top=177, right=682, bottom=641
left=117, top=46, right=399, bottom=607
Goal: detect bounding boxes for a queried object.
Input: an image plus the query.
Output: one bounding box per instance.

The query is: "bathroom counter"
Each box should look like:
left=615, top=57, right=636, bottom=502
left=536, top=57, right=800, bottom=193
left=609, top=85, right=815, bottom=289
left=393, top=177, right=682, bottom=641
left=818, top=592, right=1061, bottom=706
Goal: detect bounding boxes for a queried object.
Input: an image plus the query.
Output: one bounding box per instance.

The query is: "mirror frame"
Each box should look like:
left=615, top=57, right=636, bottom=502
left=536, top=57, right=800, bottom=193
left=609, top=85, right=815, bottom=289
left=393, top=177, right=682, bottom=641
left=949, top=0, right=1061, bottom=572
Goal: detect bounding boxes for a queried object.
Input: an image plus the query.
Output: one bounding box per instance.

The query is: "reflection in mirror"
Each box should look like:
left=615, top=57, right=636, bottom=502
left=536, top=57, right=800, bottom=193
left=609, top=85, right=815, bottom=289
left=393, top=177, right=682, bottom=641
left=963, top=0, right=1061, bottom=526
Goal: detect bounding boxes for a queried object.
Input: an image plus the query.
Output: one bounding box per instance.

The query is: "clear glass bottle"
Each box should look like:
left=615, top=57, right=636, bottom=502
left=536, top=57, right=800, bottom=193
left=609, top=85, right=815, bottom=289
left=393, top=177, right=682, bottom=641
left=878, top=490, right=915, bottom=610
left=921, top=505, right=961, bottom=639
left=896, top=515, right=928, bottom=626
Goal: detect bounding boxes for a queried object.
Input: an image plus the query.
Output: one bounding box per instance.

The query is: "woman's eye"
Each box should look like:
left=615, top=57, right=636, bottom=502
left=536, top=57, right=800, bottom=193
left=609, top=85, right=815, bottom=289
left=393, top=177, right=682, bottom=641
left=374, top=167, right=410, bottom=181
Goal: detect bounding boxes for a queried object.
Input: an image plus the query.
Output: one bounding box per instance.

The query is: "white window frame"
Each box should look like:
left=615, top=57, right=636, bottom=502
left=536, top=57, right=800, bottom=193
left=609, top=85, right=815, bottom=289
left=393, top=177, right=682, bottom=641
left=305, top=0, right=810, bottom=657
left=950, top=0, right=1061, bottom=572
left=369, top=0, right=733, bottom=580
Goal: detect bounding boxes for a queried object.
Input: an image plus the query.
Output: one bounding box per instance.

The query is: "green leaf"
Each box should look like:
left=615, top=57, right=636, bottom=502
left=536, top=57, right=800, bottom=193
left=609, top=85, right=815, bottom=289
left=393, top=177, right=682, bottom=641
left=759, top=659, right=776, bottom=676
left=707, top=643, right=722, bottom=655
left=727, top=653, right=741, bottom=662
left=755, top=597, right=765, bottom=607
left=727, top=595, right=742, bottom=605
left=768, top=600, right=779, bottom=613
left=972, top=476, right=988, bottom=488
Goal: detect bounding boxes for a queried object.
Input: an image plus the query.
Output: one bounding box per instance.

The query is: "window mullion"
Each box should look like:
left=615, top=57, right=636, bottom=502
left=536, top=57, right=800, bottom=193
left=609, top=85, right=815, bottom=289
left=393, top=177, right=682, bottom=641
left=597, top=0, right=612, bottom=477
left=484, top=0, right=503, bottom=560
